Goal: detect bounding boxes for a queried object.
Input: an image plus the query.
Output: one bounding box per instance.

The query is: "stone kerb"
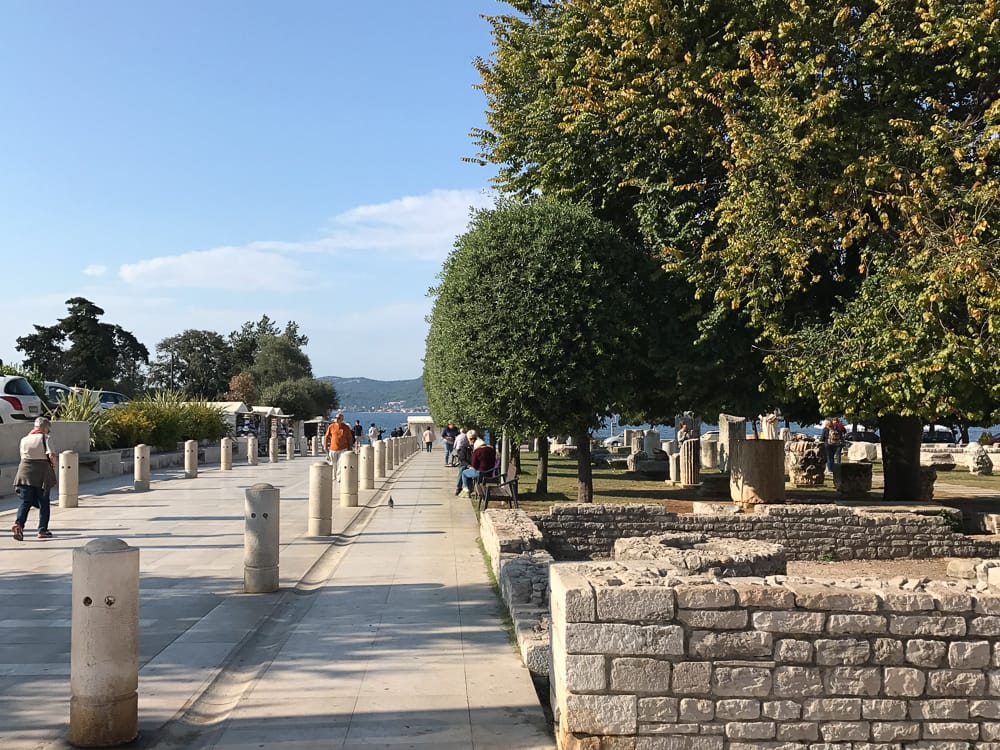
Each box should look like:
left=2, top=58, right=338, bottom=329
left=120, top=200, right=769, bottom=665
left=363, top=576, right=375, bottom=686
left=612, top=532, right=786, bottom=577
left=550, top=562, right=1000, bottom=750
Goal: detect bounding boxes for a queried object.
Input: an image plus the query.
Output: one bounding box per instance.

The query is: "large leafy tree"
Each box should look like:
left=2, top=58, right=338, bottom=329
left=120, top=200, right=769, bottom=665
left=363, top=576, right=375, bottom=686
left=259, top=377, right=338, bottom=420
left=475, top=0, right=999, bottom=500
left=149, top=330, right=233, bottom=398
left=250, top=335, right=313, bottom=390
left=16, top=297, right=149, bottom=393
left=425, top=197, right=664, bottom=502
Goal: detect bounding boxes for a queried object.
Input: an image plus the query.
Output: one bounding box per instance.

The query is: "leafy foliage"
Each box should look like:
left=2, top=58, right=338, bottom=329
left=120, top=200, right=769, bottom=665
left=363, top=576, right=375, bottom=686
left=259, top=378, right=338, bottom=420
left=52, top=388, right=115, bottom=449
left=104, top=392, right=228, bottom=449
left=148, top=329, right=233, bottom=398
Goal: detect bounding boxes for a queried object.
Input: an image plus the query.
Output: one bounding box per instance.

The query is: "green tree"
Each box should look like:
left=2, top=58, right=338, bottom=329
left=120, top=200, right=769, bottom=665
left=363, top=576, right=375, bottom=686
left=223, top=371, right=259, bottom=405
left=228, top=316, right=281, bottom=374
left=259, top=378, right=338, bottom=420
left=149, top=330, right=233, bottom=398
left=250, top=335, right=313, bottom=390
left=15, top=298, right=149, bottom=392
left=425, top=197, right=661, bottom=502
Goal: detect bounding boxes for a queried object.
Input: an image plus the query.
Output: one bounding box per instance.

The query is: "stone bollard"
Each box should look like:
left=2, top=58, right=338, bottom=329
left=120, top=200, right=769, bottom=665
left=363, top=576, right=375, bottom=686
left=184, top=439, right=198, bottom=479
left=339, top=451, right=358, bottom=507
left=393, top=437, right=401, bottom=466
left=220, top=437, right=233, bottom=471
left=718, top=414, right=747, bottom=474
left=133, top=444, right=150, bottom=492
left=308, top=462, right=332, bottom=536
left=700, top=433, right=719, bottom=470
left=644, top=429, right=661, bottom=455
left=269, top=437, right=279, bottom=464
left=385, top=438, right=395, bottom=472
left=374, top=439, right=386, bottom=478
left=285, top=436, right=295, bottom=461
left=360, top=444, right=374, bottom=490
left=310, top=435, right=319, bottom=456
left=680, top=439, right=700, bottom=488
left=70, top=538, right=139, bottom=747
left=244, top=483, right=280, bottom=593
left=59, top=450, right=79, bottom=508
left=247, top=435, right=259, bottom=466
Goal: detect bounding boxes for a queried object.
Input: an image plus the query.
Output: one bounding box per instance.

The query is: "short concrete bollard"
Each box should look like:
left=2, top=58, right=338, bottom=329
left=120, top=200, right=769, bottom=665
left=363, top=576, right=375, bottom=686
left=269, top=437, right=279, bottom=464
left=339, top=452, right=358, bottom=507
left=59, top=450, right=79, bottom=508
left=374, top=439, right=386, bottom=478
left=247, top=435, right=259, bottom=466
left=310, top=435, right=319, bottom=456
left=385, top=438, right=394, bottom=472
left=220, top=437, right=233, bottom=471
left=244, top=483, right=280, bottom=593
left=184, top=439, right=198, bottom=479
left=286, top=436, right=295, bottom=461
left=308, top=462, right=333, bottom=536
left=133, top=444, right=150, bottom=492
left=392, top=437, right=400, bottom=468
left=360, top=444, right=374, bottom=490
left=70, top=537, right=139, bottom=747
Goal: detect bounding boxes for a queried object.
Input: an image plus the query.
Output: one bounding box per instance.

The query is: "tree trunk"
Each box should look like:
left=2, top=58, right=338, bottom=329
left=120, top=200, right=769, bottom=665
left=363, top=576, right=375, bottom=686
left=879, top=415, right=923, bottom=501
left=535, top=435, right=549, bottom=495
left=576, top=431, right=593, bottom=503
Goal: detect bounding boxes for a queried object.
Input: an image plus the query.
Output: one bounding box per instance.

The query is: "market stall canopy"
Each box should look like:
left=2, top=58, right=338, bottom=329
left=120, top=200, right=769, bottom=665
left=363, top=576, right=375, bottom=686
left=252, top=405, right=293, bottom=419
left=202, top=401, right=251, bottom=415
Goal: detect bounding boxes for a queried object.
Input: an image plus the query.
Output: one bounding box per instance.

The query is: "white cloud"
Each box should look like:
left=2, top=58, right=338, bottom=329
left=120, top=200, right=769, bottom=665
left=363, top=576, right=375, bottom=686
left=82, top=264, right=107, bottom=277
left=119, top=246, right=312, bottom=290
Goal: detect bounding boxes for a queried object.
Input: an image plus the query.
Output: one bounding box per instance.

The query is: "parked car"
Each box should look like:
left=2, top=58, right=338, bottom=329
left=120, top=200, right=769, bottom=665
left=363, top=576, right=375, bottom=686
left=0, top=376, right=44, bottom=423
left=70, top=387, right=130, bottom=410
left=922, top=425, right=958, bottom=444
left=42, top=381, right=73, bottom=413
left=845, top=430, right=880, bottom=443
left=602, top=434, right=623, bottom=447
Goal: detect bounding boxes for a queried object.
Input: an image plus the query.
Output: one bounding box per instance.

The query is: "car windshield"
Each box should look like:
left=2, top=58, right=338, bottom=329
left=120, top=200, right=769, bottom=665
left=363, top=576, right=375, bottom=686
left=4, top=378, right=37, bottom=396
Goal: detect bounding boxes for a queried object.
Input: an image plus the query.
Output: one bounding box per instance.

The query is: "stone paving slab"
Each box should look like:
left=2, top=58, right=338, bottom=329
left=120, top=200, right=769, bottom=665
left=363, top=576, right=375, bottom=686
left=0, top=449, right=553, bottom=749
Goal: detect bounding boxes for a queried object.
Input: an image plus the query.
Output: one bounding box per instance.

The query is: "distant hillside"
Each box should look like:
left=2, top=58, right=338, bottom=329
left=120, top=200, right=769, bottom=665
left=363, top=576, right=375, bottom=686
left=318, top=376, right=427, bottom=412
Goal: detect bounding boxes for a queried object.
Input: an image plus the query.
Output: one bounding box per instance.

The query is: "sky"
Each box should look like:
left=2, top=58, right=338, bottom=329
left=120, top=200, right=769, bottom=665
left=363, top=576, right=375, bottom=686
left=0, top=1, right=508, bottom=381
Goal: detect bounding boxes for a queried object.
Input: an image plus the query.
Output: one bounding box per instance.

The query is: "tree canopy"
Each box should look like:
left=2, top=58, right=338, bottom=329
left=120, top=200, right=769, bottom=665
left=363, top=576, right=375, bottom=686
left=149, top=329, right=233, bottom=398
left=424, top=196, right=664, bottom=501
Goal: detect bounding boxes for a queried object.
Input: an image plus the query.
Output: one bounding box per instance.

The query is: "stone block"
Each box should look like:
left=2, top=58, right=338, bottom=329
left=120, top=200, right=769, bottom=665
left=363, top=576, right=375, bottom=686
left=610, top=657, right=672, bottom=693
left=565, top=654, right=607, bottom=692
left=873, top=638, right=904, bottom=665
left=689, top=630, right=772, bottom=660
left=949, top=641, right=991, bottom=669
left=671, top=662, right=711, bottom=693
left=883, top=590, right=937, bottom=611
left=563, top=693, right=637, bottom=735
left=724, top=721, right=775, bottom=739
left=763, top=700, right=801, bottom=720
left=824, top=666, right=882, bottom=696
left=971, top=616, right=1000, bottom=636
left=675, top=609, right=747, bottom=630
left=635, top=738, right=722, bottom=750
left=871, top=720, right=920, bottom=741
left=889, top=615, right=967, bottom=637
left=786, top=583, right=879, bottom=611
left=776, top=721, right=819, bottom=741
left=596, top=586, right=676, bottom=623
left=971, top=699, right=1000, bottom=718
left=884, top=666, right=927, bottom=697
left=923, top=721, right=981, bottom=739
left=909, top=699, right=970, bottom=720
left=752, top=610, right=826, bottom=634
left=862, top=699, right=907, bottom=720
left=551, top=565, right=597, bottom=623
left=712, top=665, right=772, bottom=696
left=927, top=669, right=987, bottom=696
left=826, top=614, right=887, bottom=635
left=673, top=584, right=736, bottom=609
left=565, top=623, right=684, bottom=656
left=637, top=697, right=678, bottom=723
left=815, top=638, right=871, bottom=665
left=820, top=720, right=870, bottom=741
left=775, top=638, right=813, bottom=663
left=906, top=639, right=948, bottom=667
left=715, top=699, right=760, bottom=720
left=803, top=697, right=862, bottom=720
left=731, top=584, right=796, bottom=609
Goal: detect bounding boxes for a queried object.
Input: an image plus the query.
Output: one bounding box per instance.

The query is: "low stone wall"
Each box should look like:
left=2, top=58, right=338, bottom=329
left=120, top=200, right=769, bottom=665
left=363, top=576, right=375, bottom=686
left=533, top=503, right=1000, bottom=562
left=551, top=561, right=1000, bottom=750
left=613, top=533, right=786, bottom=577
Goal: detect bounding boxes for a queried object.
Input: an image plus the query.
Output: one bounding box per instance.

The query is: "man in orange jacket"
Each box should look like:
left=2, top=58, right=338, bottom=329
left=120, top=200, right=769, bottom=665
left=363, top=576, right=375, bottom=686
left=324, top=413, right=355, bottom=481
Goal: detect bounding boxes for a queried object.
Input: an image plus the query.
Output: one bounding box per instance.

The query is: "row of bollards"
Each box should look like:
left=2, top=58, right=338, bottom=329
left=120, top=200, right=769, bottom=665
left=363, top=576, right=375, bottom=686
left=67, top=434, right=421, bottom=747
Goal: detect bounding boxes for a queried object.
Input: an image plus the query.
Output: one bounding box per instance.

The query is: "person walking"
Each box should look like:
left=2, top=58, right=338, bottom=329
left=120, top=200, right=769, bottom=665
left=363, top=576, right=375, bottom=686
left=441, top=420, right=460, bottom=466
left=821, top=418, right=846, bottom=474
left=324, top=413, right=355, bottom=481
left=422, top=427, right=434, bottom=453
left=367, top=422, right=379, bottom=446
left=11, top=417, right=58, bottom=541
left=352, top=420, right=363, bottom=452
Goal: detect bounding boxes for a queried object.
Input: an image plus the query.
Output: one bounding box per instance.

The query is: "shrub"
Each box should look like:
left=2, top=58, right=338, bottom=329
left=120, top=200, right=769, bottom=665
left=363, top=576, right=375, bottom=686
left=179, top=401, right=228, bottom=442
left=53, top=389, right=116, bottom=449
left=103, top=392, right=227, bottom=449
left=105, top=406, right=156, bottom=449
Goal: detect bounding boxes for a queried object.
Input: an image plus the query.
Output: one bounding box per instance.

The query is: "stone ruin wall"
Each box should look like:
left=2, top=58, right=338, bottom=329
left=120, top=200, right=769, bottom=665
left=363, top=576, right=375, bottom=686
left=552, top=562, right=1000, bottom=750
left=531, top=503, right=1000, bottom=562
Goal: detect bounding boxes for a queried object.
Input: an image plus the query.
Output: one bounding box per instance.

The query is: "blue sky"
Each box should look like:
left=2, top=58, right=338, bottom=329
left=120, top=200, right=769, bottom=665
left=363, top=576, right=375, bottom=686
left=0, top=1, right=506, bottom=381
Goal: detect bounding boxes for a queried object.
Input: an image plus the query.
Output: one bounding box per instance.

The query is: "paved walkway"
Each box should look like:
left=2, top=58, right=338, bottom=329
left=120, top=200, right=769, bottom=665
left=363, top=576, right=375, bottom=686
left=0, top=449, right=554, bottom=749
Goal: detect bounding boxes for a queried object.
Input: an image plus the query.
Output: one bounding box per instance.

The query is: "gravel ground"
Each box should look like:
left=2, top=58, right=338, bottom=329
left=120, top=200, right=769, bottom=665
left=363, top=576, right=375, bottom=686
left=787, top=557, right=953, bottom=580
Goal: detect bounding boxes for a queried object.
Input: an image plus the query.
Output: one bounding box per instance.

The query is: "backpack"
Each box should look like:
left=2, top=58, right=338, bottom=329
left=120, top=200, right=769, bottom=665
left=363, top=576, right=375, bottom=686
left=827, top=423, right=844, bottom=446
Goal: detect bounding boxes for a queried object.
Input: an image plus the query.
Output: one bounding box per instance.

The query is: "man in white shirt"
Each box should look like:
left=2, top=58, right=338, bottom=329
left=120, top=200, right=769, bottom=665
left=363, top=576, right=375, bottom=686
left=12, top=417, right=57, bottom=541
